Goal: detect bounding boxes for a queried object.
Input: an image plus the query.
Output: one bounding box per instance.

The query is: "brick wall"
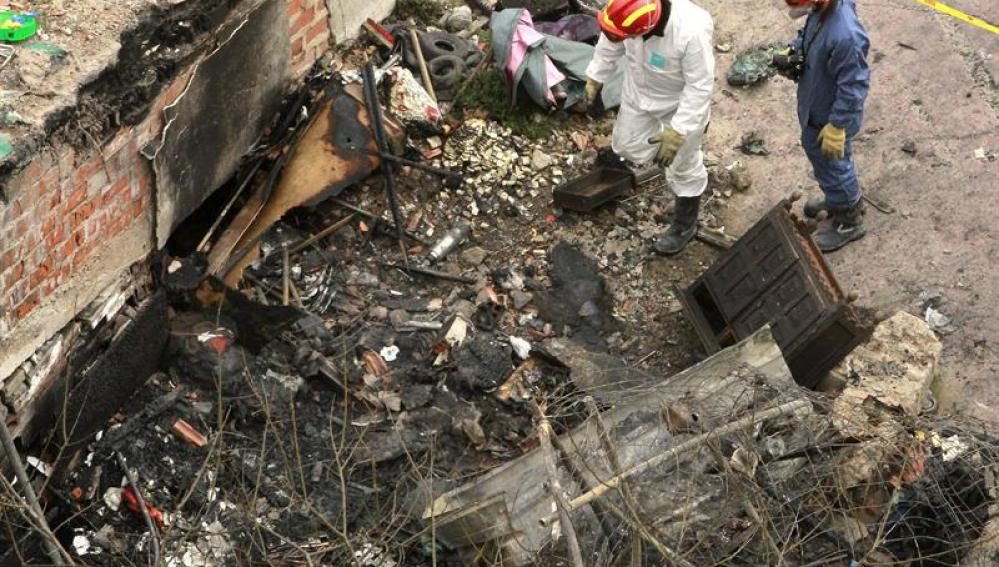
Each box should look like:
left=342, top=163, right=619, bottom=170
left=288, top=0, right=333, bottom=77
left=0, top=131, right=155, bottom=330
left=0, top=0, right=336, bottom=393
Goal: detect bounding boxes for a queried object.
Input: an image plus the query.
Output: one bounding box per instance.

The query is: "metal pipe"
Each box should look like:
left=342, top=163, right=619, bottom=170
left=360, top=149, right=461, bottom=178
left=380, top=262, right=477, bottom=284
left=361, top=62, right=408, bottom=265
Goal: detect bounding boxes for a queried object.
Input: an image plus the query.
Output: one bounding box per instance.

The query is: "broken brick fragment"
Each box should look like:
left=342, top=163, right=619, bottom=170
left=172, top=418, right=207, bottom=448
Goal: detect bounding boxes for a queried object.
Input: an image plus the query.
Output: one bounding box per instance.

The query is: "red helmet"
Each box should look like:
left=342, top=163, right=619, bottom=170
left=598, top=0, right=663, bottom=41
left=784, top=0, right=830, bottom=7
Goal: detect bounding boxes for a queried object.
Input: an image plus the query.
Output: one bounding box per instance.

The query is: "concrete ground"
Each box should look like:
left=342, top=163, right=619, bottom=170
left=698, top=0, right=998, bottom=420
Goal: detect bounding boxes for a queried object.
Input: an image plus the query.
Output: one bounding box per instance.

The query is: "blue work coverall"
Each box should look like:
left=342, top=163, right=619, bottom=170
left=791, top=0, right=870, bottom=207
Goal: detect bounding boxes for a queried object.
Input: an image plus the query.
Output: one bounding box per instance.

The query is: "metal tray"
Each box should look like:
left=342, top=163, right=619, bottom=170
left=553, top=167, right=634, bottom=212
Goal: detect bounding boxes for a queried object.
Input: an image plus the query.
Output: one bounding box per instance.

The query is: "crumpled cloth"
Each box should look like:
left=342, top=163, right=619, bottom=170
left=490, top=8, right=623, bottom=110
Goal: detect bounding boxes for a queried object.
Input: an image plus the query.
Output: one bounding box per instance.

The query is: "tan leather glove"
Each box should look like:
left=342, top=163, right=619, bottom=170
left=817, top=123, right=846, bottom=160
left=584, top=79, right=602, bottom=108
left=648, top=128, right=685, bottom=166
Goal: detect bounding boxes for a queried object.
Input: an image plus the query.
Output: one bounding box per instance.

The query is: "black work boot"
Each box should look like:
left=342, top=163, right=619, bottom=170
left=804, top=195, right=864, bottom=219
left=654, top=196, right=700, bottom=255
left=814, top=200, right=866, bottom=252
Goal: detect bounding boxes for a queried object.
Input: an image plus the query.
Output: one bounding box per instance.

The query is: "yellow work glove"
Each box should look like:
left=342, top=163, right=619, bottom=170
left=817, top=123, right=846, bottom=160
left=584, top=79, right=602, bottom=108
left=648, top=128, right=685, bottom=166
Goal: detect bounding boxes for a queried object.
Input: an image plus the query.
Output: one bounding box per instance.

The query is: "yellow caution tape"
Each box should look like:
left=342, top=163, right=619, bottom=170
left=914, top=0, right=999, bottom=35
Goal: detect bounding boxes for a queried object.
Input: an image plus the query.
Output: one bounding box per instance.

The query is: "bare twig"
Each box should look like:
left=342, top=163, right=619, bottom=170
left=602, top=499, right=696, bottom=567
left=543, top=400, right=810, bottom=522
left=290, top=213, right=357, bottom=254
left=0, top=412, right=69, bottom=565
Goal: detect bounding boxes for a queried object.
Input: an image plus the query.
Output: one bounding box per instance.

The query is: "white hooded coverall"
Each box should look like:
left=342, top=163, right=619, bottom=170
left=585, top=0, right=715, bottom=197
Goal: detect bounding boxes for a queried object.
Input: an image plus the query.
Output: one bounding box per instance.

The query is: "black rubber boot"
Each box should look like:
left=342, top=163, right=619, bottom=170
left=654, top=196, right=700, bottom=255
left=804, top=195, right=865, bottom=219
left=814, top=200, right=866, bottom=252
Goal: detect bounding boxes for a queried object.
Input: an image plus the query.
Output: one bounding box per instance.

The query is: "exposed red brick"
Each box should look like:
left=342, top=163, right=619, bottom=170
left=86, top=167, right=110, bottom=197
left=45, top=224, right=66, bottom=251
left=104, top=127, right=135, bottom=157
left=131, top=197, right=145, bottom=220
left=9, top=260, right=25, bottom=284
left=29, top=261, right=52, bottom=290
left=289, top=7, right=314, bottom=35
left=291, top=36, right=304, bottom=56
left=0, top=248, right=15, bottom=273
left=70, top=202, right=96, bottom=232
left=72, top=155, right=103, bottom=189
left=13, top=217, right=29, bottom=239
left=6, top=277, right=26, bottom=306
left=41, top=217, right=56, bottom=235
left=101, top=176, right=130, bottom=207
left=305, top=19, right=328, bottom=43
left=19, top=157, right=48, bottom=188
left=65, top=185, right=87, bottom=212
left=60, top=237, right=75, bottom=260
left=47, top=188, right=62, bottom=210
left=72, top=242, right=97, bottom=270
left=14, top=291, right=39, bottom=320
left=40, top=164, right=60, bottom=193
left=149, top=69, right=194, bottom=123
left=286, top=0, right=303, bottom=17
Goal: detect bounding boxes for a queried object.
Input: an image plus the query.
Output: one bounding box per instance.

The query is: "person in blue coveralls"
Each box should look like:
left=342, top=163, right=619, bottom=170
left=778, top=0, right=871, bottom=252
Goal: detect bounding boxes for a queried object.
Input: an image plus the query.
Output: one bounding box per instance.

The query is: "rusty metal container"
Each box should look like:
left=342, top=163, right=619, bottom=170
left=553, top=167, right=634, bottom=212
left=679, top=200, right=867, bottom=388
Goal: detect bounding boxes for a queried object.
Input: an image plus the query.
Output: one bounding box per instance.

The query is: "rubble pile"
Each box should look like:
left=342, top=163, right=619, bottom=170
left=427, top=325, right=999, bottom=567
left=3, top=2, right=999, bottom=566
left=440, top=118, right=574, bottom=217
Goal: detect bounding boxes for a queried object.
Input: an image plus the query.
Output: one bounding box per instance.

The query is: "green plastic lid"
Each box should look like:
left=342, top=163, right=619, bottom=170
left=0, top=11, right=39, bottom=43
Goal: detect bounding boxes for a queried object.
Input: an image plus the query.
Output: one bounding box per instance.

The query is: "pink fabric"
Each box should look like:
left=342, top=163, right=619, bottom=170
left=506, top=10, right=565, bottom=103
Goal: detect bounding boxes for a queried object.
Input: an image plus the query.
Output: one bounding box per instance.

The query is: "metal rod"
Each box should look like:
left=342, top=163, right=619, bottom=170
left=360, top=149, right=461, bottom=178
left=282, top=244, right=290, bottom=306
left=409, top=28, right=437, bottom=102
left=116, top=451, right=160, bottom=567
left=0, top=412, right=66, bottom=565
left=361, top=62, right=408, bottom=266
left=380, top=262, right=477, bottom=284
left=862, top=194, right=894, bottom=214
left=331, top=199, right=429, bottom=245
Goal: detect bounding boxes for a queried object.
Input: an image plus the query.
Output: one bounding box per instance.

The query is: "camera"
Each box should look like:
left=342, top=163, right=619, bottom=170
left=772, top=48, right=805, bottom=82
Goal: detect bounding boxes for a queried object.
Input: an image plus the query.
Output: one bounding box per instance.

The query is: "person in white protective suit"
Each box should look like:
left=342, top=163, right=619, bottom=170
left=584, top=0, right=715, bottom=255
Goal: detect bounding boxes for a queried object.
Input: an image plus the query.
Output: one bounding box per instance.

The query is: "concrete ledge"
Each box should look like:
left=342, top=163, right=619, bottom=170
left=327, top=0, right=396, bottom=42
